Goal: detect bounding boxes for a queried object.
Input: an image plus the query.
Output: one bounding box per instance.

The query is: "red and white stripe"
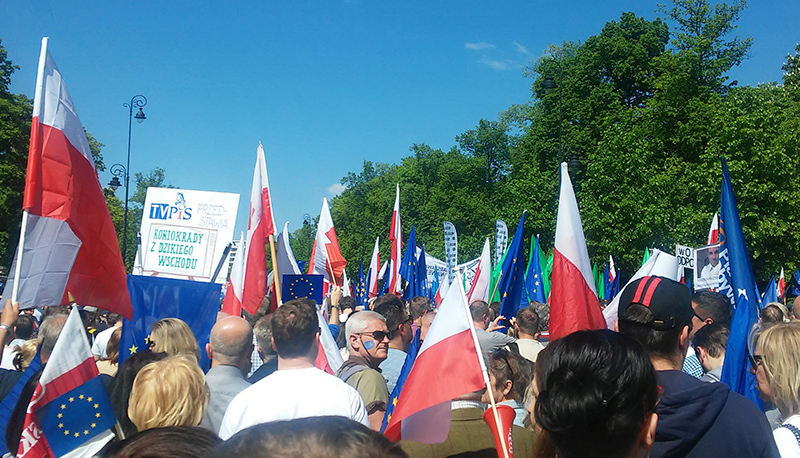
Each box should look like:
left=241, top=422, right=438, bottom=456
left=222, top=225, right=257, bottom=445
left=222, top=232, right=247, bottom=315
left=308, top=198, right=347, bottom=287
left=550, top=162, right=606, bottom=340
left=707, top=212, right=719, bottom=245
left=368, top=237, right=381, bottom=298
left=467, top=238, right=491, bottom=303
left=434, top=270, right=450, bottom=307
left=388, top=184, right=403, bottom=296
left=384, top=276, right=485, bottom=443
left=608, top=255, right=616, bottom=283
left=778, top=268, right=786, bottom=299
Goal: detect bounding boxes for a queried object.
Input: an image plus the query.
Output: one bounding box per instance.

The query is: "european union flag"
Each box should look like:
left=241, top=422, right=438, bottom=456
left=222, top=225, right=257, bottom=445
left=283, top=274, right=324, bottom=304
left=498, top=212, right=527, bottom=320
left=416, top=244, right=429, bottom=299
left=761, top=275, right=777, bottom=306
left=400, top=226, right=418, bottom=300
left=354, top=260, right=368, bottom=309
left=524, top=235, right=547, bottom=304
left=718, top=157, right=763, bottom=409
left=789, top=269, right=800, bottom=297
left=36, top=376, right=116, bottom=457
left=0, top=351, right=41, bottom=456
left=121, top=275, right=220, bottom=371
left=381, top=328, right=421, bottom=433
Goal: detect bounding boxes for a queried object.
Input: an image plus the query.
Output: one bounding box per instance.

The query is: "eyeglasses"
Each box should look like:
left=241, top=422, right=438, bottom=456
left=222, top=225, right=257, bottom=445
left=492, top=349, right=515, bottom=379
left=148, top=338, right=156, bottom=350
left=749, top=354, right=764, bottom=369
left=356, top=330, right=390, bottom=342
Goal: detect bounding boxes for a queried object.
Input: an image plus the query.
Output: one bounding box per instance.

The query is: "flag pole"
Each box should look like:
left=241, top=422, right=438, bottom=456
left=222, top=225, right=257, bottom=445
left=459, top=273, right=510, bottom=458
left=269, top=234, right=282, bottom=306
left=11, top=211, right=30, bottom=305
left=488, top=271, right=503, bottom=304
left=326, top=256, right=338, bottom=288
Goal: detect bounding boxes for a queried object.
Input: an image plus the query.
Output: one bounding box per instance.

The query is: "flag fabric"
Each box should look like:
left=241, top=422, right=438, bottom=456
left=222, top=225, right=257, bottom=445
left=778, top=268, right=786, bottom=300
left=383, top=276, right=485, bottom=443
left=434, top=270, right=449, bottom=307
left=400, top=226, right=419, bottom=300
left=641, top=247, right=651, bottom=267
left=429, top=268, right=439, bottom=302
left=276, top=221, right=302, bottom=277
left=524, top=235, right=547, bottom=304
left=604, top=256, right=618, bottom=299
left=718, top=157, right=764, bottom=409
left=388, top=184, right=403, bottom=296
left=308, top=198, right=347, bottom=287
left=495, top=220, right=508, bottom=266
left=497, top=212, right=527, bottom=320
left=0, top=38, right=132, bottom=318
left=416, top=244, right=429, bottom=299
left=0, top=351, right=42, bottom=456
left=282, top=275, right=324, bottom=304
left=368, top=237, right=381, bottom=298
left=593, top=263, right=605, bottom=301
left=17, top=308, right=116, bottom=458
left=443, top=222, right=458, bottom=283
left=789, top=269, right=800, bottom=297
left=378, top=261, right=391, bottom=298
left=489, top=244, right=509, bottom=304
left=707, top=212, right=720, bottom=245
left=466, top=239, right=491, bottom=303
left=381, top=328, right=421, bottom=432
left=543, top=253, right=553, bottom=299
left=550, top=162, right=606, bottom=340
left=760, top=276, right=777, bottom=306
left=315, top=306, right=344, bottom=375
left=120, top=275, right=220, bottom=371
left=354, top=260, right=368, bottom=308
left=221, top=232, right=246, bottom=316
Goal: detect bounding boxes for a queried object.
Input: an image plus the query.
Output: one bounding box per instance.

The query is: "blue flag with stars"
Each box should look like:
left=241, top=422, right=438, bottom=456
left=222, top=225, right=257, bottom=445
left=498, top=212, right=527, bottom=320
left=36, top=376, right=116, bottom=457
left=524, top=234, right=547, bottom=304
left=283, top=274, right=324, bottom=304
left=400, top=225, right=418, bottom=300
left=381, top=328, right=421, bottom=433
left=718, top=158, right=763, bottom=409
left=760, top=275, right=777, bottom=307
left=790, top=269, right=800, bottom=297
left=416, top=244, right=429, bottom=299
left=120, top=275, right=220, bottom=371
left=354, top=260, right=368, bottom=308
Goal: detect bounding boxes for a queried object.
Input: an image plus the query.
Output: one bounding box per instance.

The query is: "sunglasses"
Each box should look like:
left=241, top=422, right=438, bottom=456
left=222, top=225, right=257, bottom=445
left=749, top=354, right=763, bottom=369
left=356, top=330, right=390, bottom=342
left=492, top=349, right=515, bottom=379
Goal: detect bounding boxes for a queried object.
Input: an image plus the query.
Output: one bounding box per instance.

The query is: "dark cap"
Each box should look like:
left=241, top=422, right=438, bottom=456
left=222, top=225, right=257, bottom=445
left=618, top=276, right=693, bottom=330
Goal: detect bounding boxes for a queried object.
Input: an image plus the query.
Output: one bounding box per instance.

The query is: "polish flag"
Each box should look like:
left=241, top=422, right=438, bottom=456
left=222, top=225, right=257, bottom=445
left=384, top=276, right=485, bottom=443
left=434, top=270, right=450, bottom=307
left=467, top=238, right=491, bottom=303
left=221, top=232, right=246, bottom=315
left=550, top=162, right=606, bottom=340
left=388, top=184, right=403, bottom=296
left=368, top=237, right=381, bottom=298
left=308, top=198, right=347, bottom=286
left=778, top=268, right=786, bottom=299
left=608, top=255, right=616, bottom=283
left=226, top=144, right=276, bottom=315
left=0, top=39, right=132, bottom=317
left=707, top=213, right=719, bottom=245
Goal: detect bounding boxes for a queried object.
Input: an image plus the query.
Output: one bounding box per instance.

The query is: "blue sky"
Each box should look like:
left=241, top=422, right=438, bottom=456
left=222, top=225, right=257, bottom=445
left=2, top=1, right=798, bottom=239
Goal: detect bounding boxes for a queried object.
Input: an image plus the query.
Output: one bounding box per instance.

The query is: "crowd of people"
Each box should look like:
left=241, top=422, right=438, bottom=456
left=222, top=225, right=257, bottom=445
left=0, top=276, right=798, bottom=457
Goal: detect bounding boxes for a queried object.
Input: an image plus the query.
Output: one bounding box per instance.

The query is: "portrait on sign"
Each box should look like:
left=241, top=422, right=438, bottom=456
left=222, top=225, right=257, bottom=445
left=693, top=244, right=721, bottom=291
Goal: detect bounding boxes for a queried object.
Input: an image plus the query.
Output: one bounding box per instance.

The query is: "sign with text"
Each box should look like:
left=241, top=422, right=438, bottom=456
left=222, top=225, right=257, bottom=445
left=136, top=187, right=239, bottom=283
left=675, top=245, right=695, bottom=269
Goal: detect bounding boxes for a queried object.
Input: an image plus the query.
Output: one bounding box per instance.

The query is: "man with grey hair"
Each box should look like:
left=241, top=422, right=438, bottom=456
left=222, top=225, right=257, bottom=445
left=201, top=316, right=254, bottom=433
left=336, top=310, right=390, bottom=431
left=38, top=313, right=68, bottom=363
left=248, top=315, right=278, bottom=383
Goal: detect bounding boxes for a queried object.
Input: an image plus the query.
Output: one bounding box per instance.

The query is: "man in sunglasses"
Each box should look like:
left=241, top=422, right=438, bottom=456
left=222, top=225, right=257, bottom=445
left=373, top=295, right=415, bottom=392
left=617, top=276, right=777, bottom=458
left=336, top=310, right=391, bottom=431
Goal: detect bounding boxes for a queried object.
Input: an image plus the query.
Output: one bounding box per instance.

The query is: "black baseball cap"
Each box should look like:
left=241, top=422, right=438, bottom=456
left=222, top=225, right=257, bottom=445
left=618, top=276, right=693, bottom=330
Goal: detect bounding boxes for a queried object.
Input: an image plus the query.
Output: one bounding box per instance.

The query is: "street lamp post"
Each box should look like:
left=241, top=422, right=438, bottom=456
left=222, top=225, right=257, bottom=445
left=119, top=95, right=147, bottom=263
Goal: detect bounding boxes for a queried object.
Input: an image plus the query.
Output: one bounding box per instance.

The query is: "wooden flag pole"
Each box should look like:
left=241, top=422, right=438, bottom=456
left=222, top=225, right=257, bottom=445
left=11, top=211, right=29, bottom=304
left=326, top=256, right=339, bottom=288
left=268, top=234, right=282, bottom=306
left=488, top=271, right=503, bottom=304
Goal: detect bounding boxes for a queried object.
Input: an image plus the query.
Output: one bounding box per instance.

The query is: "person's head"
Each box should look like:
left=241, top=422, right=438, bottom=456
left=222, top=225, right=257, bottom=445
left=373, top=299, right=413, bottom=350
left=270, top=298, right=319, bottom=359
left=752, top=321, right=800, bottom=417
left=128, top=354, right=209, bottom=432
left=253, top=315, right=276, bottom=363
left=408, top=296, right=433, bottom=321
left=103, top=326, right=122, bottom=365
left=691, top=323, right=728, bottom=373
left=150, top=318, right=200, bottom=361
left=13, top=315, right=34, bottom=340
left=12, top=339, right=38, bottom=372
left=107, top=313, right=122, bottom=326
left=761, top=302, right=789, bottom=325
left=617, top=276, right=694, bottom=369
left=690, top=290, right=731, bottom=337
left=534, top=330, right=659, bottom=458
left=515, top=306, right=541, bottom=339
left=707, top=246, right=719, bottom=267
left=206, top=316, right=253, bottom=372
left=420, top=310, right=436, bottom=342
left=530, top=300, right=550, bottom=332
left=211, top=416, right=409, bottom=458
left=482, top=348, right=533, bottom=405
left=110, top=351, right=168, bottom=438
left=489, top=301, right=501, bottom=321
left=38, top=314, right=67, bottom=363
left=97, top=426, right=221, bottom=458
left=345, top=311, right=389, bottom=365
left=469, top=300, right=490, bottom=329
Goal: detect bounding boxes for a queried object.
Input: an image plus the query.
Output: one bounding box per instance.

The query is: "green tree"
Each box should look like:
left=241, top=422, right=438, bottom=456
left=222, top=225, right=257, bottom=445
left=783, top=43, right=800, bottom=88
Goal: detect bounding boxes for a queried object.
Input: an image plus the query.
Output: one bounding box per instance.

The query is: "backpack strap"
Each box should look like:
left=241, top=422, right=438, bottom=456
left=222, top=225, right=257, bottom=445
left=336, top=363, right=368, bottom=384
left=781, top=423, right=800, bottom=446
left=506, top=342, right=520, bottom=356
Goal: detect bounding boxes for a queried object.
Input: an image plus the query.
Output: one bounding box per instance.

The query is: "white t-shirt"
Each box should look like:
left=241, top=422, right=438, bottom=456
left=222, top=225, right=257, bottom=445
left=774, top=414, right=800, bottom=457
left=512, top=339, right=545, bottom=363
left=219, top=366, right=369, bottom=439
left=91, top=324, right=120, bottom=359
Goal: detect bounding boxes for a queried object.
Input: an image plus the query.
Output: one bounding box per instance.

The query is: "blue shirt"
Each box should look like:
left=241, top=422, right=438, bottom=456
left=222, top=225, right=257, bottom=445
left=380, top=348, right=407, bottom=393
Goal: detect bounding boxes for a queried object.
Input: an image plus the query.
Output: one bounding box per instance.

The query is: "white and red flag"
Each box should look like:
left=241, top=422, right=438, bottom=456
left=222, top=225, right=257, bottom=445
left=549, top=162, right=606, bottom=340
left=707, top=212, right=719, bottom=245
left=308, top=198, right=347, bottom=287
left=384, top=276, right=485, bottom=443
left=223, top=144, right=276, bottom=315
left=778, top=267, right=786, bottom=299
left=368, top=237, right=381, bottom=298
left=222, top=232, right=247, bottom=315
left=608, top=255, right=616, bottom=283
left=0, top=38, right=132, bottom=317
left=434, top=269, right=450, bottom=307
left=388, top=184, right=403, bottom=296
left=466, top=238, right=491, bottom=303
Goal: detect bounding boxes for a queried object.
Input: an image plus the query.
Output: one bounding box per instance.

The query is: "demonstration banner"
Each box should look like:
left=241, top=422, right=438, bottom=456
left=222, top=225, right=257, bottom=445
left=443, top=221, right=458, bottom=282
left=135, top=187, right=239, bottom=283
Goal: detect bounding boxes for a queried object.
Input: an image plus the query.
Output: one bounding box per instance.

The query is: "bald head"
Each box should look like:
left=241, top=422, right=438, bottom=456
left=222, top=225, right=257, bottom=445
left=207, top=316, right=254, bottom=370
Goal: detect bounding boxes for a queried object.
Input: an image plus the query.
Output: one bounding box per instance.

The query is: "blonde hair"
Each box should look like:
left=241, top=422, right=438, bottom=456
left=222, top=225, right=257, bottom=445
left=150, top=318, right=200, bottom=360
left=128, top=354, right=209, bottom=431
left=12, top=339, right=38, bottom=372
left=758, top=321, right=800, bottom=417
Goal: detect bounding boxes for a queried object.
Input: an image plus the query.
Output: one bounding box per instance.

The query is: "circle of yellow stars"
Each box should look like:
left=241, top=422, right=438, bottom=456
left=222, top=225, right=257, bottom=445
left=288, top=278, right=316, bottom=300
left=57, top=393, right=102, bottom=438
